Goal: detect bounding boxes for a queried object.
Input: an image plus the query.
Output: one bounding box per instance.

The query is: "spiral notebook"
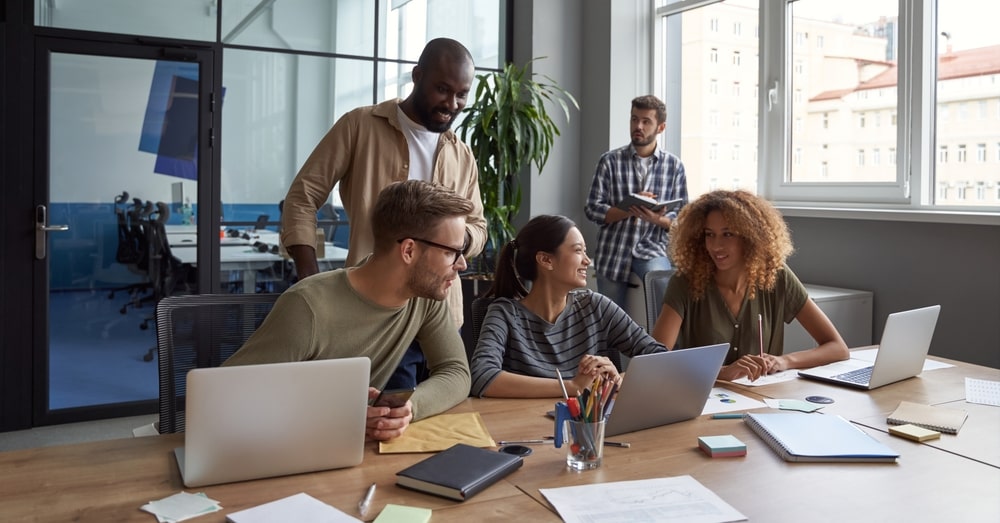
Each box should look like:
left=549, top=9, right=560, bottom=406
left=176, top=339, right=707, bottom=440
left=886, top=401, right=968, bottom=434
left=744, top=412, right=899, bottom=463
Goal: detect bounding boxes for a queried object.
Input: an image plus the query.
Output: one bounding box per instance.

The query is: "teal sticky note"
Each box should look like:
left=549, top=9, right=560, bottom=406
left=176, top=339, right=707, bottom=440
left=778, top=399, right=823, bottom=412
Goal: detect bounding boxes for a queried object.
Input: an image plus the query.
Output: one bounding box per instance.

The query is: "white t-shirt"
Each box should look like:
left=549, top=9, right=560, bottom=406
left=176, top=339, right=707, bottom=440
left=397, top=106, right=440, bottom=182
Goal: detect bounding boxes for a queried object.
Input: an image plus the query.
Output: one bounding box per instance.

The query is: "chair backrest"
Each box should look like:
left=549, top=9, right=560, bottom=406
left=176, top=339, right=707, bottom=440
left=644, top=269, right=675, bottom=331
left=156, top=293, right=282, bottom=433
left=469, top=295, right=495, bottom=363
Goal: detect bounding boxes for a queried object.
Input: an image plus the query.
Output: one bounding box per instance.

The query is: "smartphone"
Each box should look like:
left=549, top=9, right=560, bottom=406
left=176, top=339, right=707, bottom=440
left=371, top=387, right=415, bottom=408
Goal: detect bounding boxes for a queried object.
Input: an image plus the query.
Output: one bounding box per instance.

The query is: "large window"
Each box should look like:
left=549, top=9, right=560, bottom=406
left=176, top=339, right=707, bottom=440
left=655, top=0, right=1000, bottom=213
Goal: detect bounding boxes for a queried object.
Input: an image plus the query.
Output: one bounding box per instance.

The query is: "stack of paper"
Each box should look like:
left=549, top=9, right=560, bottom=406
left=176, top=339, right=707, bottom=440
left=225, top=493, right=359, bottom=523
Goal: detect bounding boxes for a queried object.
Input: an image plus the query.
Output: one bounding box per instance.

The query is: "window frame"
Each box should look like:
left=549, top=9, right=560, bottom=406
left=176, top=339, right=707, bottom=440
left=653, top=0, right=1000, bottom=221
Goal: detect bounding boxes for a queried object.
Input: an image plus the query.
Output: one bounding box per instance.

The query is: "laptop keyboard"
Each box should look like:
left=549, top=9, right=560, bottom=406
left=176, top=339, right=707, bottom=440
left=833, top=366, right=873, bottom=384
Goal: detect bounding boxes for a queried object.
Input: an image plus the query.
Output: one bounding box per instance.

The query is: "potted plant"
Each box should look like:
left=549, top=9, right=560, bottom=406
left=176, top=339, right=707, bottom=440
left=457, top=58, right=578, bottom=275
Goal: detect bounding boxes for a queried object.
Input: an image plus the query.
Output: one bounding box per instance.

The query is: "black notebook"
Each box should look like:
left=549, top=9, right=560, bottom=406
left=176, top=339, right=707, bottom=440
left=395, top=443, right=523, bottom=501
left=745, top=412, right=899, bottom=463
left=614, top=194, right=683, bottom=213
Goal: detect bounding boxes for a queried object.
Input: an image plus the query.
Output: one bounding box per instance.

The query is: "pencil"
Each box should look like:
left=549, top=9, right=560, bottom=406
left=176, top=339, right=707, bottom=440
left=758, top=313, right=764, bottom=357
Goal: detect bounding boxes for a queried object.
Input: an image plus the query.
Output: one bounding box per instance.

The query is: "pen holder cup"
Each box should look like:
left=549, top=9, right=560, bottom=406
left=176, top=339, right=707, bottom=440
left=564, top=419, right=605, bottom=471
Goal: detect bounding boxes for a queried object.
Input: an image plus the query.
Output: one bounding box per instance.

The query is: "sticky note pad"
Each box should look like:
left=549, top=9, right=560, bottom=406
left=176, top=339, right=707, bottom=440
left=698, top=434, right=747, bottom=457
left=373, top=503, right=432, bottom=523
left=889, top=423, right=941, bottom=442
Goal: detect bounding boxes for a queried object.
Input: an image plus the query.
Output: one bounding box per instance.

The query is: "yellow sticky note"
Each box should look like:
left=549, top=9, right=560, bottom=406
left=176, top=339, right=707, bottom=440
left=373, top=503, right=432, bottom=523
left=889, top=423, right=941, bottom=442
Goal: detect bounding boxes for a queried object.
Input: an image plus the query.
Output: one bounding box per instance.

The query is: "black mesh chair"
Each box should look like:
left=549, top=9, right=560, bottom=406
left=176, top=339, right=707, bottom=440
left=644, top=269, right=675, bottom=332
left=155, top=293, right=281, bottom=433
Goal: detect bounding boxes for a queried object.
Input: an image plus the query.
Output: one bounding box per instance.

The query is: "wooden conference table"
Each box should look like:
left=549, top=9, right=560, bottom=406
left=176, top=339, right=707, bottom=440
left=1, top=356, right=997, bottom=522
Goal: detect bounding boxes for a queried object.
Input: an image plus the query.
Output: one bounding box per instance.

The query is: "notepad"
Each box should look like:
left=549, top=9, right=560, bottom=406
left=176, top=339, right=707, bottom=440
left=698, top=435, right=747, bottom=458
left=886, top=401, right=968, bottom=434
left=744, top=412, right=899, bottom=463
left=373, top=504, right=432, bottom=523
left=614, top=194, right=683, bottom=213
left=889, top=424, right=941, bottom=442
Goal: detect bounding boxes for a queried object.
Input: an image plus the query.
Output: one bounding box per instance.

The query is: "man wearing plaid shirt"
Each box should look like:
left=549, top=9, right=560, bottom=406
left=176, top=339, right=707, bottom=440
left=584, top=95, right=688, bottom=310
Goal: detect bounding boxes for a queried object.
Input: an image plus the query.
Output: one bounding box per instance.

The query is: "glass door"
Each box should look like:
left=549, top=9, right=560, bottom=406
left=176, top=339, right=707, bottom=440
left=35, top=38, right=215, bottom=424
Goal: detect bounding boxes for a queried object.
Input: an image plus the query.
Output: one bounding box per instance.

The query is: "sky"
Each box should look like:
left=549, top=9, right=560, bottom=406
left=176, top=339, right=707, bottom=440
left=793, top=0, right=1000, bottom=51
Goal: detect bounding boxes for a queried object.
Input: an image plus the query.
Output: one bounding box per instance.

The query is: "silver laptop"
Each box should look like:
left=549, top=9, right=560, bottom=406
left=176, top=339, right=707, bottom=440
left=797, top=305, right=941, bottom=390
left=605, top=343, right=729, bottom=437
left=176, top=357, right=370, bottom=487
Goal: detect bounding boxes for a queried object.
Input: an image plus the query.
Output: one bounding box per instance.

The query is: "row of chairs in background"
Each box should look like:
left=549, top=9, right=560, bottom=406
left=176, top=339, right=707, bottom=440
left=109, top=191, right=195, bottom=361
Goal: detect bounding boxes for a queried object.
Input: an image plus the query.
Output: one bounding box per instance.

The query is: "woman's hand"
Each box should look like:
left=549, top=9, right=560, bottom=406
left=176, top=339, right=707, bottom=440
left=718, top=354, right=771, bottom=382
left=570, top=355, right=620, bottom=394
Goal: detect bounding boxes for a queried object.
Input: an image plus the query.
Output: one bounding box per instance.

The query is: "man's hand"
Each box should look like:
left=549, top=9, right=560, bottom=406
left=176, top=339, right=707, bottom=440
left=365, top=387, right=413, bottom=441
left=629, top=192, right=670, bottom=227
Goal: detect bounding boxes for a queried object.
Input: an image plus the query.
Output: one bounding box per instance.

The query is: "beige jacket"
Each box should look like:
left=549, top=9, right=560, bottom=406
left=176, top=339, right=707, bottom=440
left=281, top=99, right=487, bottom=327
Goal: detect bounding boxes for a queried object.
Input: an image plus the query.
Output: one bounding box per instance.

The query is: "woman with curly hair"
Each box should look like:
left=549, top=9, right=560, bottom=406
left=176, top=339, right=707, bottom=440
left=651, top=190, right=848, bottom=381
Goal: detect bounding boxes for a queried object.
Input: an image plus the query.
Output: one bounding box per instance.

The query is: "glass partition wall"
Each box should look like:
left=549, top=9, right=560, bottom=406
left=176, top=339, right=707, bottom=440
left=28, top=0, right=506, bottom=423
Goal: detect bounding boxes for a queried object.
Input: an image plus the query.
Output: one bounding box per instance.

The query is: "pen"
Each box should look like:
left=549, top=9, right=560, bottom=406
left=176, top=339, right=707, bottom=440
left=604, top=441, right=631, bottom=448
left=358, top=482, right=376, bottom=516
left=555, top=369, right=570, bottom=400
left=498, top=439, right=549, bottom=445
left=712, top=413, right=745, bottom=419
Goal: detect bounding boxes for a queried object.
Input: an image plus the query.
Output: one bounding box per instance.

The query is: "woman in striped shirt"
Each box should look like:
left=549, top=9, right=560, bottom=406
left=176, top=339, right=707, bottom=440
left=469, top=215, right=666, bottom=397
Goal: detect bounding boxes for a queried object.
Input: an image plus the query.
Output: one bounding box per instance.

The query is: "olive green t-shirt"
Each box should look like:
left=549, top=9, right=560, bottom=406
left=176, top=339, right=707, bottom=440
left=223, top=269, right=470, bottom=420
left=663, top=264, right=808, bottom=365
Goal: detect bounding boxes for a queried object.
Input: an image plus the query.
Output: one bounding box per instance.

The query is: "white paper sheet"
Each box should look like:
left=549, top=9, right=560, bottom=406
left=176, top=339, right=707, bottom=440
left=966, top=378, right=1000, bottom=406
left=539, top=475, right=746, bottom=523
left=701, top=387, right=767, bottom=415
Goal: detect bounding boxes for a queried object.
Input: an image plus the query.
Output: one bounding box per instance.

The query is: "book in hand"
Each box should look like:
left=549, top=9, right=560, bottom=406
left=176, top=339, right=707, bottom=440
left=395, top=443, right=523, bottom=501
left=886, top=400, right=968, bottom=434
left=614, top=194, right=683, bottom=213
left=744, top=412, right=899, bottom=463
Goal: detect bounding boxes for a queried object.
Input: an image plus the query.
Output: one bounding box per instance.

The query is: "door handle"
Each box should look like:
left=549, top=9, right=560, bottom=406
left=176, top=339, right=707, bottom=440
left=35, top=204, right=70, bottom=260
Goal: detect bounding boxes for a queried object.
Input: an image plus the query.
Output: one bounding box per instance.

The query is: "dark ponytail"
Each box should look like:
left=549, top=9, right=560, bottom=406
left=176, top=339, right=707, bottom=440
left=483, top=215, right=576, bottom=300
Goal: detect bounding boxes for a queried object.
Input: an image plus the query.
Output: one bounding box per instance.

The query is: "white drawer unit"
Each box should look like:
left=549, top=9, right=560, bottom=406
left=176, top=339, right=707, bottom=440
left=784, top=284, right=873, bottom=353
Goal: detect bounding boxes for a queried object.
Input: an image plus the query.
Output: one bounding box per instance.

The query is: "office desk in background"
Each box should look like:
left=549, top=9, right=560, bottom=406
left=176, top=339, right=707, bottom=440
left=166, top=227, right=348, bottom=292
left=0, top=357, right=996, bottom=522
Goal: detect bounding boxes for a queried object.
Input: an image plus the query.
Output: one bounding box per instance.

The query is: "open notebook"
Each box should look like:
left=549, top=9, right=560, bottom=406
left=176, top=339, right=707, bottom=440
left=798, top=305, right=940, bottom=390
left=176, top=358, right=370, bottom=487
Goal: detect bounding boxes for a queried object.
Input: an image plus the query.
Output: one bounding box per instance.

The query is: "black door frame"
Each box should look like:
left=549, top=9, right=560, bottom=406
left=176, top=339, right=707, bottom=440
left=1, top=23, right=222, bottom=429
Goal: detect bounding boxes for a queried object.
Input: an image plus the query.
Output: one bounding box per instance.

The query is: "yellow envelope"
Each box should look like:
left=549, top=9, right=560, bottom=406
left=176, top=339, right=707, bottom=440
left=379, top=411, right=496, bottom=453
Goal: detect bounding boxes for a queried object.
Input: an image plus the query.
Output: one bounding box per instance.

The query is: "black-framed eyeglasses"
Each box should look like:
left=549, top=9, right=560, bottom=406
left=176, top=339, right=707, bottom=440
left=397, top=237, right=467, bottom=264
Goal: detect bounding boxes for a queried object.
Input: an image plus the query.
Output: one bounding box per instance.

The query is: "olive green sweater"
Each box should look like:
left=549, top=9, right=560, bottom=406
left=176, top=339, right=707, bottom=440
left=223, top=270, right=470, bottom=420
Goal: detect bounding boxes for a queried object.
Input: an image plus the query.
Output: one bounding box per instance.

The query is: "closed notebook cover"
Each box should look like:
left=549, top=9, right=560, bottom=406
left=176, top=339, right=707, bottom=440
left=745, top=412, right=899, bottom=463
left=886, top=401, right=968, bottom=434
left=395, top=443, right=523, bottom=501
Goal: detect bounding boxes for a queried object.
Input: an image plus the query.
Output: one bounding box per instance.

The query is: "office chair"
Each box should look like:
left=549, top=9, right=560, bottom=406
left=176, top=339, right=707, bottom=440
left=469, top=294, right=496, bottom=364
left=643, top=269, right=675, bottom=333
left=155, top=293, right=281, bottom=433
left=109, top=194, right=155, bottom=314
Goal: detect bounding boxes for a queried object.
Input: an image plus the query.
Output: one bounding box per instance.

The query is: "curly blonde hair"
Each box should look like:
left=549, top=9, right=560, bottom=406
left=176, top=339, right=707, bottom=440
left=669, top=190, right=793, bottom=300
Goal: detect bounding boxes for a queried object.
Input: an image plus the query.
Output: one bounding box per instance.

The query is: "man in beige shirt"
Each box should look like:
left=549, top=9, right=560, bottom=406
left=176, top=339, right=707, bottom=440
left=280, top=38, right=487, bottom=389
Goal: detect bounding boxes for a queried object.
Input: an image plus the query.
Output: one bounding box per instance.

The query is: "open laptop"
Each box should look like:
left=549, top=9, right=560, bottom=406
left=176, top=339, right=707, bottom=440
left=797, top=305, right=941, bottom=390
left=605, top=343, right=729, bottom=437
left=175, top=357, right=370, bottom=487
